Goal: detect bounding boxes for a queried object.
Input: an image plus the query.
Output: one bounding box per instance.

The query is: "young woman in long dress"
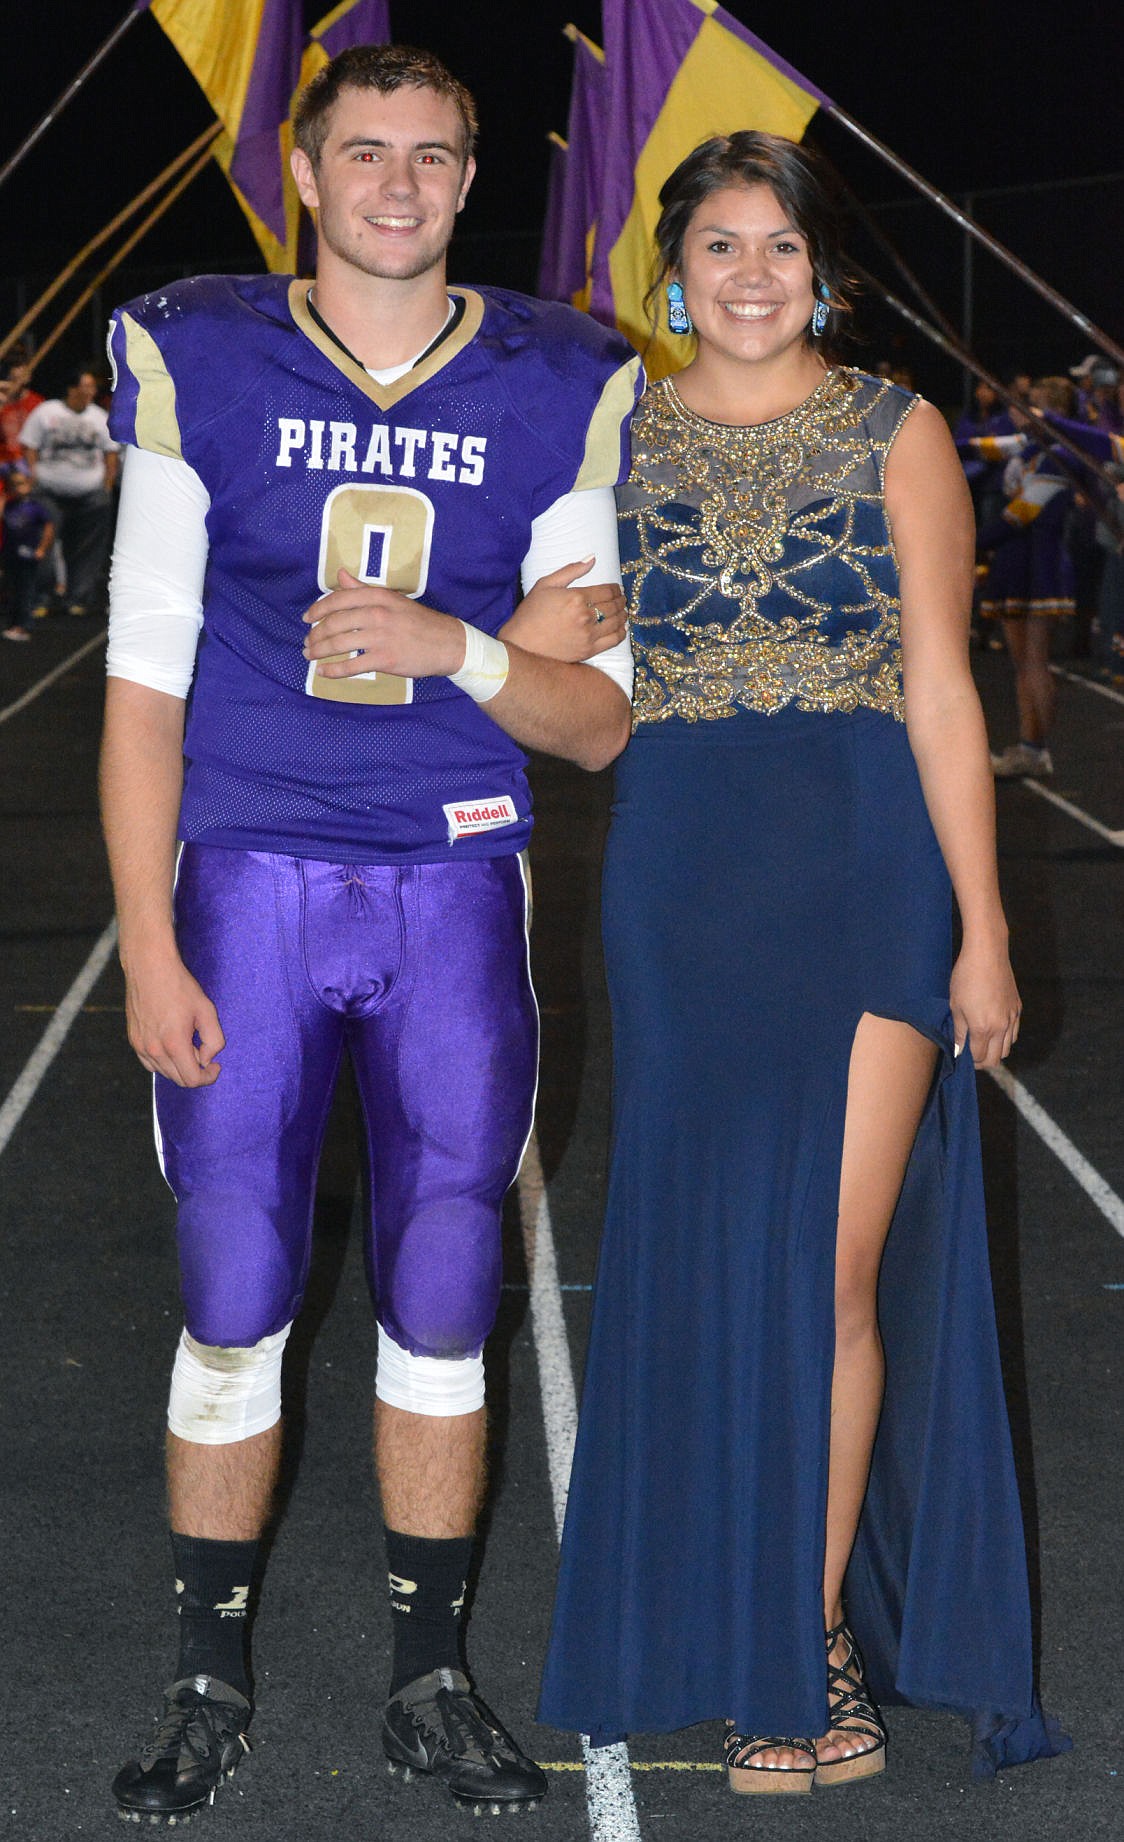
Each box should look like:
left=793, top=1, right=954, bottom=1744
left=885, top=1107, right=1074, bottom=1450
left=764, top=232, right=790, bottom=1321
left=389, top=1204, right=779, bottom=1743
left=538, top=133, right=1067, bottom=1792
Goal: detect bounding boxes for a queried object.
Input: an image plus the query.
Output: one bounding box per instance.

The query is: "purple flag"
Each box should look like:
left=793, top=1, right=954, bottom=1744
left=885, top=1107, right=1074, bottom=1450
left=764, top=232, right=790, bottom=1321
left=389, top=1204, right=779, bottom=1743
left=230, top=3, right=391, bottom=244
left=142, top=1, right=392, bottom=265
left=541, top=29, right=609, bottom=308
left=293, top=5, right=392, bottom=271
left=592, top=0, right=830, bottom=348
left=312, top=0, right=391, bottom=62
left=538, top=134, right=571, bottom=303
left=229, top=0, right=305, bottom=245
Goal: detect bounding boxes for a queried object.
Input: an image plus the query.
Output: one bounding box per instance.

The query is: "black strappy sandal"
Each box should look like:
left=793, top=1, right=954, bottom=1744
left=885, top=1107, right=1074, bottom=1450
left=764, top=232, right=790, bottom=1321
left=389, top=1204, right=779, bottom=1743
left=723, top=1723, right=817, bottom=1795
left=815, top=1622, right=887, bottom=1786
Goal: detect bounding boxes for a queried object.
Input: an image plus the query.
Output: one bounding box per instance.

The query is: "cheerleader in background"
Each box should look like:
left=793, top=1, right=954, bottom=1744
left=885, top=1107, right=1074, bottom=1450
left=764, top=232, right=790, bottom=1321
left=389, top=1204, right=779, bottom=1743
left=962, top=375, right=1124, bottom=744
left=961, top=376, right=1077, bottom=779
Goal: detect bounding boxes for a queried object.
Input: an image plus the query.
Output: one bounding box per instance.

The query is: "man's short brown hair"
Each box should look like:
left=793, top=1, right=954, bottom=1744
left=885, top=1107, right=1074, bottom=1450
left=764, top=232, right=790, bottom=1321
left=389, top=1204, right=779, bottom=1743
left=293, top=43, right=478, bottom=169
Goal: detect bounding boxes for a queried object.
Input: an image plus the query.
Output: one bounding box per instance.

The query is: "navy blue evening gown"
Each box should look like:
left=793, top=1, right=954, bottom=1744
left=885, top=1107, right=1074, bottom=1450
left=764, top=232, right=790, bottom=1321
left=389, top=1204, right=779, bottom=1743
left=538, top=372, right=1067, bottom=1777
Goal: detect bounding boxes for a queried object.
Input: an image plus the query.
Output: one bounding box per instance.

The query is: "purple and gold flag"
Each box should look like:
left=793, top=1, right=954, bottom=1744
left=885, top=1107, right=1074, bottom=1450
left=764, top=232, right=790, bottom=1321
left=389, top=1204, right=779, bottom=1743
left=141, top=0, right=390, bottom=272
left=594, top=0, right=830, bottom=375
left=538, top=26, right=608, bottom=311
left=289, top=2, right=393, bottom=271
left=538, top=132, right=572, bottom=304
left=136, top=0, right=276, bottom=138
left=299, top=0, right=392, bottom=95
left=227, top=0, right=306, bottom=254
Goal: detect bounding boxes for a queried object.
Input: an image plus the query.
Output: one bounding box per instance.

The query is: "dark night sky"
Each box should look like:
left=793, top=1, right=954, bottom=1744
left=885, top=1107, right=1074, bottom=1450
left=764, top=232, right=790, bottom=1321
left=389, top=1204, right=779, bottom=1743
left=3, top=1, right=1121, bottom=397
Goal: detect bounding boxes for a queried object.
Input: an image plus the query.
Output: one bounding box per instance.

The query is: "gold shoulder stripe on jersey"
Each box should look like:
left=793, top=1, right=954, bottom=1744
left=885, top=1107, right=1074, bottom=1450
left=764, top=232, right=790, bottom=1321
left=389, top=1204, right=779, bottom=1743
left=573, top=353, right=642, bottom=494
left=121, top=312, right=183, bottom=460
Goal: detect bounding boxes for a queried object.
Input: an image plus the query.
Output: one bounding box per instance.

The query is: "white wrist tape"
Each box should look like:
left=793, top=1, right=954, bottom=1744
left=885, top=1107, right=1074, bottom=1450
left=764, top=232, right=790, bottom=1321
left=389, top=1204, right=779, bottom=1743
left=448, top=620, right=509, bottom=703
left=375, top=1323, right=485, bottom=1416
left=167, top=1322, right=291, bottom=1445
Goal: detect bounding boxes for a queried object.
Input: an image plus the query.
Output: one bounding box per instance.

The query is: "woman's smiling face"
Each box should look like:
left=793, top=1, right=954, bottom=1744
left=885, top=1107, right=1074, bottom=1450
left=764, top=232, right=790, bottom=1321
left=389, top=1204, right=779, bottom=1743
left=674, top=182, right=817, bottom=370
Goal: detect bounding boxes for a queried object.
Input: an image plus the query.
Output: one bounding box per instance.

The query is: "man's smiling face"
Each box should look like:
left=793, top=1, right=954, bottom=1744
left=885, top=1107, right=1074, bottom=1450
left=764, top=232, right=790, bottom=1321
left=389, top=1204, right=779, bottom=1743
left=293, top=83, right=475, bottom=284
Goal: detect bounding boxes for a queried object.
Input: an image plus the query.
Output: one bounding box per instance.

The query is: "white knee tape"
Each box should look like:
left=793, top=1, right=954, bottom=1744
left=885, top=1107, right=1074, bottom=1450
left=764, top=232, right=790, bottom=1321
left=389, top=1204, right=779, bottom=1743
left=375, top=1324, right=485, bottom=1416
left=167, top=1323, right=292, bottom=1445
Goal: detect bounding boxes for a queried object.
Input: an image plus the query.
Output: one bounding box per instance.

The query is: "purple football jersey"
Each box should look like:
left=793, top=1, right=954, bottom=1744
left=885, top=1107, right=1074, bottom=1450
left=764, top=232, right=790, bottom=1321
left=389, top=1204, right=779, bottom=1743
left=107, top=275, right=641, bottom=862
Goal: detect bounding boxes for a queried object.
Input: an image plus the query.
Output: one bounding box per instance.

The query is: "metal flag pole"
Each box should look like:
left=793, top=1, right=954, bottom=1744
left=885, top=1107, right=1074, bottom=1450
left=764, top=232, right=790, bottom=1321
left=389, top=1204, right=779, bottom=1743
left=850, top=259, right=1124, bottom=519
left=28, top=137, right=217, bottom=375
left=828, top=104, right=1124, bottom=372
left=835, top=175, right=965, bottom=353
left=0, top=6, right=143, bottom=197
left=0, top=122, right=221, bottom=365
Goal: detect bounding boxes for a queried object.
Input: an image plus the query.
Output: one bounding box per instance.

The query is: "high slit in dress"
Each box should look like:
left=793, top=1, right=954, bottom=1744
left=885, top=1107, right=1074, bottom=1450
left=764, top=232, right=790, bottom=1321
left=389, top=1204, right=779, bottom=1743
left=538, top=370, right=1068, bottom=1777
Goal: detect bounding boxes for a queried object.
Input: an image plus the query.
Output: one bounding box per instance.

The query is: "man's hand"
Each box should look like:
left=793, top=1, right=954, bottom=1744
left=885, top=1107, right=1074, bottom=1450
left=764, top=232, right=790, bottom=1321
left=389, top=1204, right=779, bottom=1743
left=124, top=947, right=225, bottom=1087
left=501, top=558, right=626, bottom=661
left=302, top=568, right=466, bottom=680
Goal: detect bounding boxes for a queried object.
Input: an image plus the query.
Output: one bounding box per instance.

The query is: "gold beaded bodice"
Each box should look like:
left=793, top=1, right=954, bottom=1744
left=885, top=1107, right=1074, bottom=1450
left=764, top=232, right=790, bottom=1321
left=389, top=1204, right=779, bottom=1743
left=618, top=369, right=917, bottom=726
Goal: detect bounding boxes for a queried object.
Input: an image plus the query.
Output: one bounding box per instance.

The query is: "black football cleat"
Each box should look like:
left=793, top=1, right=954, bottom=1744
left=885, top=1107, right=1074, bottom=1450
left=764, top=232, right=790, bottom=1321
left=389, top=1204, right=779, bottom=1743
left=383, top=1667, right=547, bottom=1814
left=112, top=1674, right=251, bottom=1825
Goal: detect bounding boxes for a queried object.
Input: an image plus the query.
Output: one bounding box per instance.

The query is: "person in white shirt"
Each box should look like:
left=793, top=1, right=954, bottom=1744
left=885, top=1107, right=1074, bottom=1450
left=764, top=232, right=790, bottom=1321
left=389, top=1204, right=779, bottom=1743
left=21, top=368, right=119, bottom=615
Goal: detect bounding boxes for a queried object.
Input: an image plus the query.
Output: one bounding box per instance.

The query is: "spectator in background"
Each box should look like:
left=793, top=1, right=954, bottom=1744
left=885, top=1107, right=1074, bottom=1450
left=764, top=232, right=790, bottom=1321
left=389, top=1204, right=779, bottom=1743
left=1, top=462, right=55, bottom=642
left=1107, top=377, right=1124, bottom=676
left=20, top=367, right=118, bottom=615
left=1092, top=469, right=1124, bottom=682
left=1070, top=354, right=1123, bottom=432
left=1065, top=360, right=1122, bottom=649
left=0, top=353, right=44, bottom=489
left=1062, top=373, right=1124, bottom=679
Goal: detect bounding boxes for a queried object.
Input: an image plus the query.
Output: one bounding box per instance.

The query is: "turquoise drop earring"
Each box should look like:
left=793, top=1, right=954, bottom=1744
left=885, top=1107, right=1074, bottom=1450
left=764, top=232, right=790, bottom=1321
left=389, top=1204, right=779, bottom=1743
left=667, top=280, right=692, bottom=336
left=811, top=283, right=831, bottom=337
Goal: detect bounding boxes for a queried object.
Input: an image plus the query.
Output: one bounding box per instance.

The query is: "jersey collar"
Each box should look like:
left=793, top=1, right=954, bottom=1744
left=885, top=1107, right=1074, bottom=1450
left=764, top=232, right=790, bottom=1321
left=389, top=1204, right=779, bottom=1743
left=287, top=281, right=483, bottom=410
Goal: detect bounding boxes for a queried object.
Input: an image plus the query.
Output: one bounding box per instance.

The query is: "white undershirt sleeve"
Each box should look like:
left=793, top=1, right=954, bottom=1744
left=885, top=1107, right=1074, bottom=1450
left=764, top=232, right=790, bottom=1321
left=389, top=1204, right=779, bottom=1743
left=106, top=445, right=210, bottom=698
left=519, top=486, right=633, bottom=700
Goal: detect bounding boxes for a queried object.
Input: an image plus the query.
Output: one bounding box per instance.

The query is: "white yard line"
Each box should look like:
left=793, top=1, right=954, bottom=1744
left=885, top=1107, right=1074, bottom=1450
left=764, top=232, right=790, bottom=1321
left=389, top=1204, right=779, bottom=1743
left=1050, top=664, right=1124, bottom=709
left=0, top=919, right=117, bottom=1157
left=0, top=627, right=106, bottom=727
left=988, top=1065, right=1124, bottom=1240
left=517, top=1134, right=643, bottom=1842
left=1020, top=778, right=1124, bottom=848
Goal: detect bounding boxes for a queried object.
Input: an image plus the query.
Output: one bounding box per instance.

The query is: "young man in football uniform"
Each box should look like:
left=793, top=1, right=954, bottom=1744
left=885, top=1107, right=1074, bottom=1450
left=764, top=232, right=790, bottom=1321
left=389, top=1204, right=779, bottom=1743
left=101, top=42, right=640, bottom=1826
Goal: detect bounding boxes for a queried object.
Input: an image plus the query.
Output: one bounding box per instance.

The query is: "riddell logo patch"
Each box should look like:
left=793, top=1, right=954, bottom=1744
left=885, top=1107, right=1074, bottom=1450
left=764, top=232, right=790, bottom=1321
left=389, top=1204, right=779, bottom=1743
left=443, top=795, right=519, bottom=844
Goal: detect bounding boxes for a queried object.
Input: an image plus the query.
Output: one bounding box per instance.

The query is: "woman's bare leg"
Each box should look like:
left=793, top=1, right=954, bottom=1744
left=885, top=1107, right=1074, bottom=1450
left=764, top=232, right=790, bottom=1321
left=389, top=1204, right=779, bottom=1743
left=743, top=1013, right=937, bottom=1774
left=818, top=1013, right=938, bottom=1765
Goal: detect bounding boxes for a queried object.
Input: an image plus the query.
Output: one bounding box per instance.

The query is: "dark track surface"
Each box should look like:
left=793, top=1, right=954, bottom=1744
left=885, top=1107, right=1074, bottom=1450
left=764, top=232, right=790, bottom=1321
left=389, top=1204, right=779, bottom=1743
left=1, top=624, right=1120, bottom=1841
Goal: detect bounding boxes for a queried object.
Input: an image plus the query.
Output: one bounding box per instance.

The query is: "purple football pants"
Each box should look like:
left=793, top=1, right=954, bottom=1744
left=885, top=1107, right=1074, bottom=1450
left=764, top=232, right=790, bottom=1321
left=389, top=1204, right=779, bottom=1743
left=156, top=846, right=538, bottom=1357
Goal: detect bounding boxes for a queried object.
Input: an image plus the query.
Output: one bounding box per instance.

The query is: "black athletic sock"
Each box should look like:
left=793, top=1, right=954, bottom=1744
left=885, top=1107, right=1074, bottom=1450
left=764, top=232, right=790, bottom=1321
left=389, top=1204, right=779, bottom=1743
left=170, top=1532, right=257, bottom=1699
left=385, top=1528, right=473, bottom=1696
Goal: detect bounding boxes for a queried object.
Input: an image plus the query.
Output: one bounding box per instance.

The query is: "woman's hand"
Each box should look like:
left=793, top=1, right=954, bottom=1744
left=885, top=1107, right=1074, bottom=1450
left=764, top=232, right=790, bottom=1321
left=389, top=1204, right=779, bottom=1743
left=501, top=558, right=626, bottom=661
left=950, top=934, right=1021, bottom=1068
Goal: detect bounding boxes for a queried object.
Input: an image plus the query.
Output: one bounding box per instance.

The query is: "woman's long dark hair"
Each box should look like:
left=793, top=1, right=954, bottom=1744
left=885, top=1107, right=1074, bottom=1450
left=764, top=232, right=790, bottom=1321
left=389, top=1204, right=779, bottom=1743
left=647, top=131, right=857, bottom=354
